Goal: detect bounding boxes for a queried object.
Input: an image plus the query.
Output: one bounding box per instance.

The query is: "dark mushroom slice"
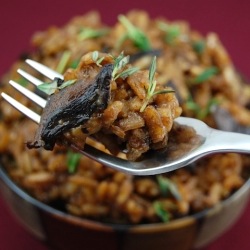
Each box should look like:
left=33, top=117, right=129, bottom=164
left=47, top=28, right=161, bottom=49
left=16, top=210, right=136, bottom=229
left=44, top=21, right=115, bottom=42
left=27, top=64, right=113, bottom=150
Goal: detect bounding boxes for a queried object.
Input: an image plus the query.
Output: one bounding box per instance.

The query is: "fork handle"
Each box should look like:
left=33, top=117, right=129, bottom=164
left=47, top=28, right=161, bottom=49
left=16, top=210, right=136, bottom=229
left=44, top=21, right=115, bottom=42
left=206, top=129, right=250, bottom=154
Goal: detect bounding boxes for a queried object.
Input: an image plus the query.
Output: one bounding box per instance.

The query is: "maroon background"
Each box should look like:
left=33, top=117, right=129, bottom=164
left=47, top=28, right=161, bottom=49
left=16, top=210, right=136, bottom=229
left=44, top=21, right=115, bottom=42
left=0, top=0, right=250, bottom=249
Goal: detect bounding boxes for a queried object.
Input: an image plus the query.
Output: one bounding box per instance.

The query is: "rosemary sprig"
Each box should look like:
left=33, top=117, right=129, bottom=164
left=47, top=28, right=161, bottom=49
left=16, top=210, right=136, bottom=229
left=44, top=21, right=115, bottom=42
left=92, top=51, right=105, bottom=67
left=116, top=67, right=139, bottom=80
left=78, top=27, right=109, bottom=41
left=140, top=56, right=175, bottom=112
left=37, top=80, right=58, bottom=95
left=38, top=78, right=77, bottom=95
left=117, top=15, right=151, bottom=51
left=112, top=52, right=139, bottom=80
left=58, top=79, right=77, bottom=90
left=39, top=52, right=138, bottom=95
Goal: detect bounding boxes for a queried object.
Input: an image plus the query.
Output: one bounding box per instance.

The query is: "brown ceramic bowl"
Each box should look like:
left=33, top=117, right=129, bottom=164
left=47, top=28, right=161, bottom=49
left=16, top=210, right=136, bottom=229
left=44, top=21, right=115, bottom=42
left=0, top=164, right=249, bottom=250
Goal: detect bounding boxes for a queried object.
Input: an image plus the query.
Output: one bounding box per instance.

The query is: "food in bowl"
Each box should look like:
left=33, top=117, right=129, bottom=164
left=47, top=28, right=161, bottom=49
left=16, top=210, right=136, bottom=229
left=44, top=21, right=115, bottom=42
left=0, top=10, right=250, bottom=225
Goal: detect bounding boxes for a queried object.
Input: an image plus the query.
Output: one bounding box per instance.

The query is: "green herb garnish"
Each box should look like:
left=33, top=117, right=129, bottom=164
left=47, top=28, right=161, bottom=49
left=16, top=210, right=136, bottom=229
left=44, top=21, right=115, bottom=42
left=117, top=15, right=151, bottom=51
left=17, top=77, right=29, bottom=87
left=58, top=79, right=77, bottom=90
left=116, top=67, right=139, bottom=80
left=70, top=59, right=80, bottom=69
left=156, top=175, right=181, bottom=200
left=192, top=40, right=206, bottom=54
left=166, top=26, right=180, bottom=44
left=56, top=51, right=71, bottom=74
left=78, top=27, right=109, bottom=41
left=185, top=96, right=200, bottom=113
left=197, top=98, right=219, bottom=119
left=37, top=80, right=58, bottom=95
left=140, top=56, right=175, bottom=112
left=112, top=52, right=139, bottom=80
left=191, top=67, right=218, bottom=84
left=186, top=95, right=219, bottom=120
left=38, top=79, right=77, bottom=95
left=158, top=22, right=181, bottom=45
left=67, top=151, right=81, bottom=174
left=153, top=201, right=170, bottom=222
left=92, top=51, right=105, bottom=67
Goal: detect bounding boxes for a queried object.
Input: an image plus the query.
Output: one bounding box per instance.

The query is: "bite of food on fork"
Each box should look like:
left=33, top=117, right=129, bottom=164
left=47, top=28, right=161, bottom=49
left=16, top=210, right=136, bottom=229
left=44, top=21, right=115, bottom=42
left=7, top=52, right=183, bottom=159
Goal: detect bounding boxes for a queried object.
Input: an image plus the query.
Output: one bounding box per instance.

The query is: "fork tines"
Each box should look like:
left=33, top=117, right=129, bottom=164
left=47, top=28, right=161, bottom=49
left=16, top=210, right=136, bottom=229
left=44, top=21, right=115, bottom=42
left=1, top=92, right=41, bottom=123
left=9, top=80, right=46, bottom=108
left=1, top=59, right=63, bottom=124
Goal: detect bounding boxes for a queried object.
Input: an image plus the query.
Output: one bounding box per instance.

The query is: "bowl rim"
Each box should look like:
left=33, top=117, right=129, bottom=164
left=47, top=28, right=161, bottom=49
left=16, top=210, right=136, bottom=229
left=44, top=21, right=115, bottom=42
left=1, top=163, right=250, bottom=232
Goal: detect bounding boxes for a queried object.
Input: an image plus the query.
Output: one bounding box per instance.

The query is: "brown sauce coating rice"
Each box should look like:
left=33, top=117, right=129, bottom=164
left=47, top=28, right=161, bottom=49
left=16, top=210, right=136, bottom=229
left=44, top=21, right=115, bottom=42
left=0, top=10, right=250, bottom=224
left=62, top=52, right=181, bottom=161
left=27, top=51, right=182, bottom=160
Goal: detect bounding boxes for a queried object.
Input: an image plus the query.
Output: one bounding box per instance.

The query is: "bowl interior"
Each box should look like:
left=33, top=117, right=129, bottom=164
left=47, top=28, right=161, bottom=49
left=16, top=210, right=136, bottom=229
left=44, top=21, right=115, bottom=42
left=1, top=164, right=250, bottom=250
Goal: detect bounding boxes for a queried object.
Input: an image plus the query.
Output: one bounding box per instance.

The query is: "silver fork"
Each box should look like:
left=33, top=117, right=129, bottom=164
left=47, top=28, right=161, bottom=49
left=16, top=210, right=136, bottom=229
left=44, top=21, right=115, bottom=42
left=1, top=59, right=250, bottom=176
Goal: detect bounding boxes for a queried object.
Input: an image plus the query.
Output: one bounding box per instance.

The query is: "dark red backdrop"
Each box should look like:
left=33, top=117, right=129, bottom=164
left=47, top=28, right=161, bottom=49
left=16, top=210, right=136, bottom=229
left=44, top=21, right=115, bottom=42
left=0, top=1, right=250, bottom=249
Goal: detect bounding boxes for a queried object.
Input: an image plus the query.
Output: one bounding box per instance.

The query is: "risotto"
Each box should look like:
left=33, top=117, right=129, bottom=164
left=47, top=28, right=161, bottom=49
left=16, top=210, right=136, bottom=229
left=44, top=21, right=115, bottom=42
left=27, top=51, right=182, bottom=161
left=0, top=10, right=250, bottom=224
